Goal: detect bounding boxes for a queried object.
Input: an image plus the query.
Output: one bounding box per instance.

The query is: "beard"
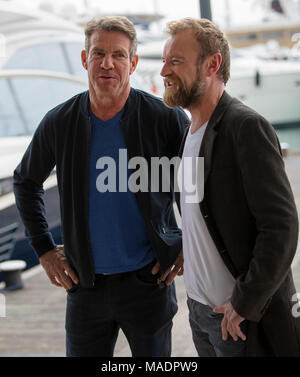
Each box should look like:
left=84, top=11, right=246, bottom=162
left=163, top=71, right=206, bottom=109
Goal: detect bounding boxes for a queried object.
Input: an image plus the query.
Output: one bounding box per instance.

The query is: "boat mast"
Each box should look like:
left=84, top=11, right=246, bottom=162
left=199, top=0, right=212, bottom=20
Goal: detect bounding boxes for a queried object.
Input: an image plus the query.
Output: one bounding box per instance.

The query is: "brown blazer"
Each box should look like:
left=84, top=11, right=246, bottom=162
left=176, top=91, right=300, bottom=356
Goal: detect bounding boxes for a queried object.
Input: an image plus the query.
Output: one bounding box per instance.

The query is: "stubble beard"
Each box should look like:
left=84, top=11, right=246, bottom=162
left=90, top=74, right=130, bottom=107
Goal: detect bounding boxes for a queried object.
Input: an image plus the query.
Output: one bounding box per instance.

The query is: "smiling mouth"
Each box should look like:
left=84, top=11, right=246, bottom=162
left=99, top=76, right=116, bottom=80
left=164, top=80, right=176, bottom=89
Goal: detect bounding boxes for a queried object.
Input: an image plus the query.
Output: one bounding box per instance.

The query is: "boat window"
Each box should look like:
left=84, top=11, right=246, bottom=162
left=262, top=31, right=284, bottom=40
left=0, top=76, right=86, bottom=137
left=4, top=43, right=70, bottom=73
left=232, top=33, right=258, bottom=42
left=63, top=42, right=87, bottom=79
left=11, top=77, right=86, bottom=134
left=0, top=78, right=25, bottom=137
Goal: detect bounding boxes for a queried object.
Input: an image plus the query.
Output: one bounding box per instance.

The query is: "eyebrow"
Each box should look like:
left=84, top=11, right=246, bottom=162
left=92, top=47, right=128, bottom=55
left=161, top=54, right=185, bottom=61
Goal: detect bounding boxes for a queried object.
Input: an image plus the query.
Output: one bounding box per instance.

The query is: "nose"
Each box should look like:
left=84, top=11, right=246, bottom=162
left=160, top=61, right=170, bottom=78
left=101, top=54, right=114, bottom=70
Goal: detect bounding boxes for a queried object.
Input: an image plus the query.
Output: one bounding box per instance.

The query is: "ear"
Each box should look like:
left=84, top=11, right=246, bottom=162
left=81, top=50, right=88, bottom=70
left=206, top=52, right=222, bottom=77
left=129, top=55, right=139, bottom=75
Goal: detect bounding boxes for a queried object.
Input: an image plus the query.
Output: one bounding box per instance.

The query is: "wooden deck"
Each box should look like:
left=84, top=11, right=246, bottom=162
left=1, top=153, right=300, bottom=357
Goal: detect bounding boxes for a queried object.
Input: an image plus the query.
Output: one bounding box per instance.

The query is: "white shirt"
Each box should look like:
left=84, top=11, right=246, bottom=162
left=179, top=123, right=235, bottom=308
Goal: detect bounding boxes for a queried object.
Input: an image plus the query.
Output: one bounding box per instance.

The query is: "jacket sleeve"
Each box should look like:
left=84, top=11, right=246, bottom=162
left=231, top=115, right=299, bottom=322
left=13, top=114, right=57, bottom=258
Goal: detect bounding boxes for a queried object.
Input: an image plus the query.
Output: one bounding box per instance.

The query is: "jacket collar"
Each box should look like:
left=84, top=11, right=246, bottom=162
left=200, top=90, right=234, bottom=184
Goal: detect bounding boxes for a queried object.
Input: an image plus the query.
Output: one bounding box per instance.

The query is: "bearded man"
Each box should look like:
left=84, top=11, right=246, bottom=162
left=161, top=17, right=300, bottom=357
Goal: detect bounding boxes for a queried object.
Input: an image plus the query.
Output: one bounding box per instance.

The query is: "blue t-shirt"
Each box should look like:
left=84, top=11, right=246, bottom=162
left=88, top=108, right=155, bottom=273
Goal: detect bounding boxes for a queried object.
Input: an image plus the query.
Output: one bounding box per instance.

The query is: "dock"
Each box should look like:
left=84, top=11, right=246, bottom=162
left=0, top=153, right=300, bottom=357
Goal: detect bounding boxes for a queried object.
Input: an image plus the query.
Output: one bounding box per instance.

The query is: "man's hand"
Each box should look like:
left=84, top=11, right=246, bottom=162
left=151, top=251, right=184, bottom=286
left=213, top=300, right=246, bottom=342
left=39, top=245, right=79, bottom=290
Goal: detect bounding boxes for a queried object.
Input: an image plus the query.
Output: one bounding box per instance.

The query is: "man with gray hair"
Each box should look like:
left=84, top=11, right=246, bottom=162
left=13, top=16, right=188, bottom=357
left=161, top=17, right=300, bottom=356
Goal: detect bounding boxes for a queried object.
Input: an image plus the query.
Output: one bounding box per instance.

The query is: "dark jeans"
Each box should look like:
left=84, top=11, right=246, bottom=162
left=187, top=296, right=247, bottom=357
left=65, top=261, right=178, bottom=357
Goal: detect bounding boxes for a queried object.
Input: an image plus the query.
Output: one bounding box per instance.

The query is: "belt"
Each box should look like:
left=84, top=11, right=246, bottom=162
left=94, top=259, right=156, bottom=280
left=95, top=270, right=134, bottom=280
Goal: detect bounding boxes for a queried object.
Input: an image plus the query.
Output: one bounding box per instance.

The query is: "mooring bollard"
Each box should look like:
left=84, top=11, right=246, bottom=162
left=0, top=260, right=27, bottom=291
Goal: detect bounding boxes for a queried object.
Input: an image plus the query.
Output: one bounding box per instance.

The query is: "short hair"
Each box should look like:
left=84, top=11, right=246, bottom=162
left=165, top=18, right=230, bottom=84
left=84, top=16, right=137, bottom=60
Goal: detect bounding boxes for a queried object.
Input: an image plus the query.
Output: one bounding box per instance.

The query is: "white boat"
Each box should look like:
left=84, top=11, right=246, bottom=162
left=136, top=37, right=300, bottom=128
left=0, top=1, right=146, bottom=184
left=0, top=2, right=89, bottom=269
left=0, top=1, right=88, bottom=182
left=222, top=0, right=300, bottom=49
left=227, top=49, right=300, bottom=128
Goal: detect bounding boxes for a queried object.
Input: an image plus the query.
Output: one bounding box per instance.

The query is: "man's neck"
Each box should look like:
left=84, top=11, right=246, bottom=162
left=188, top=85, right=224, bottom=134
left=89, top=86, right=130, bottom=121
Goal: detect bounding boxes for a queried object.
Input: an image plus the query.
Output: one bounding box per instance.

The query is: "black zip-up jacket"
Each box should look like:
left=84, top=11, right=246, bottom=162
left=13, top=88, right=189, bottom=287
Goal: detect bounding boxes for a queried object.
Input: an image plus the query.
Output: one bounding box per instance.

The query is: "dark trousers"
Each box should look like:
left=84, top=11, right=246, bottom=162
left=65, top=261, right=178, bottom=357
left=187, top=297, right=247, bottom=357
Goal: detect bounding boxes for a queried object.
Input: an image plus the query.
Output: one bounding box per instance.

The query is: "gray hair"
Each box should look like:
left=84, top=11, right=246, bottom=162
left=84, top=16, right=137, bottom=60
